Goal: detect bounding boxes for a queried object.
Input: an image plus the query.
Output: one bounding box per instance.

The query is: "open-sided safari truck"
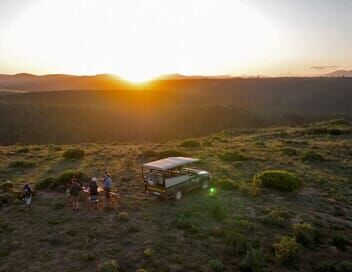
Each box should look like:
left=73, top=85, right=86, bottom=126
left=142, top=157, right=211, bottom=200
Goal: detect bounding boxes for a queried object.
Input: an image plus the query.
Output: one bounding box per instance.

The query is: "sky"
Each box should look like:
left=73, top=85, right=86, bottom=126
left=0, top=0, right=351, bottom=81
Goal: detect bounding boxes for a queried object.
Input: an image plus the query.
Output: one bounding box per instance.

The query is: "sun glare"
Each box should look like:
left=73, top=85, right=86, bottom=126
left=2, top=0, right=280, bottom=82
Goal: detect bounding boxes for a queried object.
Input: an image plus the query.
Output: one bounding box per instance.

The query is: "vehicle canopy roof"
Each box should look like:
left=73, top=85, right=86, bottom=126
left=142, top=157, right=199, bottom=171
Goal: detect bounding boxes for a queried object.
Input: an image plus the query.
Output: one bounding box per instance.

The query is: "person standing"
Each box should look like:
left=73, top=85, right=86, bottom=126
left=23, top=183, right=33, bottom=212
left=102, top=170, right=112, bottom=204
left=69, top=177, right=82, bottom=211
left=88, top=177, right=99, bottom=208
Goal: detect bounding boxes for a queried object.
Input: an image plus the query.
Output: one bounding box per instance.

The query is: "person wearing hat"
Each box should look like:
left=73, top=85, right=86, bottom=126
left=69, top=177, right=82, bottom=210
left=102, top=170, right=113, bottom=204
left=88, top=177, right=99, bottom=208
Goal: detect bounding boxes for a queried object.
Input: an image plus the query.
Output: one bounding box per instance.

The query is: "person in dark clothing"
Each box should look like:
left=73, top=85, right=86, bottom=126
left=69, top=177, right=82, bottom=210
left=102, top=170, right=112, bottom=204
left=23, top=183, right=33, bottom=212
left=88, top=177, right=99, bottom=208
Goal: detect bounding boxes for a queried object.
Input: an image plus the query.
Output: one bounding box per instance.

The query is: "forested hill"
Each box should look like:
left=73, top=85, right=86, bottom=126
left=0, top=77, right=351, bottom=144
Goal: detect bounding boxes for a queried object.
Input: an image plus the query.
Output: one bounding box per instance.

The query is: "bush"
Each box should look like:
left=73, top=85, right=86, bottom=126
left=81, top=251, right=95, bottom=262
left=212, top=203, right=228, bottom=221
left=180, top=140, right=201, bottom=148
left=293, top=223, right=316, bottom=247
left=8, top=160, right=36, bottom=168
left=209, top=259, right=225, bottom=272
left=226, top=232, right=251, bottom=255
left=238, top=182, right=260, bottom=196
left=0, top=181, right=14, bottom=192
left=35, top=177, right=56, bottom=190
left=0, top=193, right=13, bottom=205
left=273, top=236, right=300, bottom=265
left=52, top=199, right=66, bottom=210
left=127, top=223, right=140, bottom=233
left=158, top=149, right=185, bottom=158
left=253, top=170, right=300, bottom=192
left=139, top=149, right=158, bottom=158
left=314, top=261, right=352, bottom=272
left=54, top=170, right=89, bottom=189
left=97, top=260, right=119, bottom=272
left=302, top=150, right=325, bottom=162
left=240, top=247, right=265, bottom=272
left=331, top=233, right=350, bottom=251
left=261, top=207, right=290, bottom=227
left=281, top=148, right=298, bottom=156
left=219, top=151, right=249, bottom=162
left=176, top=214, right=193, bottom=229
left=16, top=147, right=30, bottom=153
left=117, top=212, right=129, bottom=222
left=144, top=248, right=154, bottom=257
left=62, top=148, right=85, bottom=160
left=202, top=140, right=213, bottom=147
left=215, top=179, right=238, bottom=191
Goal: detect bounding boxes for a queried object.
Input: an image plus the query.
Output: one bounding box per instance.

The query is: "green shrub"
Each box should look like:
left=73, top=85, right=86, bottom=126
left=144, top=248, right=154, bottom=257
left=261, top=207, right=290, bottom=227
left=62, top=148, right=85, bottom=160
left=226, top=232, right=251, bottom=255
left=127, top=223, right=139, bottom=233
left=175, top=214, right=197, bottom=232
left=81, top=251, right=95, bottom=262
left=215, top=179, right=238, bottom=191
left=273, top=236, right=300, bottom=265
left=331, top=233, right=350, bottom=251
left=202, top=140, right=213, bottom=147
left=8, top=160, right=36, bottom=168
left=219, top=151, right=249, bottom=162
left=158, top=149, right=185, bottom=158
left=281, top=148, right=298, bottom=156
left=0, top=193, right=13, bottom=205
left=97, top=260, right=119, bottom=272
left=139, top=149, right=158, bottom=158
left=240, top=247, right=265, bottom=272
left=314, top=261, right=352, bottom=272
left=209, top=202, right=227, bottom=221
left=180, top=140, right=201, bottom=148
left=54, top=170, right=88, bottom=189
left=238, top=181, right=261, bottom=196
left=293, top=223, right=316, bottom=247
left=117, top=212, right=129, bottom=222
left=35, top=177, right=56, bottom=190
left=0, top=181, right=14, bottom=192
left=209, top=259, right=225, bottom=272
left=302, top=150, right=325, bottom=162
left=253, top=170, right=300, bottom=192
left=52, top=199, right=66, bottom=209
left=16, top=147, right=30, bottom=153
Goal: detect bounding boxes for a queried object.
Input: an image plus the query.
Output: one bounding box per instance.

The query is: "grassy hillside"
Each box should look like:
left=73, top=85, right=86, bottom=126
left=1, top=119, right=352, bottom=271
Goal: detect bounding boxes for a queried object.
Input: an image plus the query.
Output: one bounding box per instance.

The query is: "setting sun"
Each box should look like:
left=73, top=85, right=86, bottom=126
left=2, top=0, right=279, bottom=82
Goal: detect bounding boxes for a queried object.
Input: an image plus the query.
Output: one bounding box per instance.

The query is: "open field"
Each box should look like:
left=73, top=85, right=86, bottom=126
left=1, top=119, right=352, bottom=272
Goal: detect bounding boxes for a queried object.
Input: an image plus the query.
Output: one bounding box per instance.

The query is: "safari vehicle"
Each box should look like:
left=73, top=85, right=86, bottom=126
left=142, top=157, right=211, bottom=200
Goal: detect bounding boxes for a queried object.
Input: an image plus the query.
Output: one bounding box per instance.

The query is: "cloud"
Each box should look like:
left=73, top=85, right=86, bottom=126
left=311, top=65, right=338, bottom=70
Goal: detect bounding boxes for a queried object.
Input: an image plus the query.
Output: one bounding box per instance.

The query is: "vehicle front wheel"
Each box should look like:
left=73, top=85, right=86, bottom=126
left=201, top=179, right=209, bottom=189
left=175, top=190, right=183, bottom=201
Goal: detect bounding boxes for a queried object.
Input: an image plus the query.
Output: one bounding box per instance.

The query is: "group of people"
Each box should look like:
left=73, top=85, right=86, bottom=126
left=69, top=170, right=113, bottom=210
left=21, top=170, right=113, bottom=212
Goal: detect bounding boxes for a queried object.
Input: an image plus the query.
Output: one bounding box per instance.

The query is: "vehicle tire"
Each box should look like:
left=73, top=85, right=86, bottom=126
left=201, top=179, right=209, bottom=189
left=175, top=190, right=183, bottom=200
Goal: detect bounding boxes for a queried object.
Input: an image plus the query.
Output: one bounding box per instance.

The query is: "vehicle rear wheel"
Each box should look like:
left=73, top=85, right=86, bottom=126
left=201, top=179, right=209, bottom=189
left=175, top=190, right=183, bottom=200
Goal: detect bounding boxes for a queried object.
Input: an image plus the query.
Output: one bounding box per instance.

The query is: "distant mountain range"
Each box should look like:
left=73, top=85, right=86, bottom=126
left=325, top=70, right=352, bottom=77
left=0, top=71, right=351, bottom=92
